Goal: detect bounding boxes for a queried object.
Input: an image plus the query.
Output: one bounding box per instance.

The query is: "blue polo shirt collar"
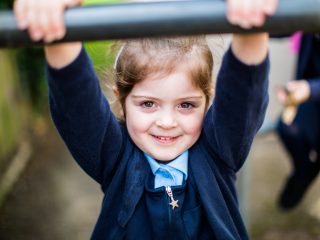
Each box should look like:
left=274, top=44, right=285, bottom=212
left=144, top=151, right=188, bottom=184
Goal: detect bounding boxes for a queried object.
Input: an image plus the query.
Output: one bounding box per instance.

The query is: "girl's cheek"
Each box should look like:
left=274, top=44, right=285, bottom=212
left=181, top=115, right=204, bottom=133
left=128, top=114, right=153, bottom=132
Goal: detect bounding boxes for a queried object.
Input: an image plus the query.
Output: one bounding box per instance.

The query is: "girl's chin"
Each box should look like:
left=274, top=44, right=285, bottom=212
left=147, top=151, right=182, bottom=162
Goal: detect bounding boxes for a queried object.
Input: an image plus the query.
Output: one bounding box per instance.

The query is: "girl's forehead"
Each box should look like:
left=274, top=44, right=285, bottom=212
left=138, top=69, right=190, bottom=85
left=130, top=70, right=204, bottom=97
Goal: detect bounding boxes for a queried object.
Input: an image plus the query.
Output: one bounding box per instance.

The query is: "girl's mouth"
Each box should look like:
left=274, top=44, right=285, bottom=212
left=151, top=135, right=179, bottom=144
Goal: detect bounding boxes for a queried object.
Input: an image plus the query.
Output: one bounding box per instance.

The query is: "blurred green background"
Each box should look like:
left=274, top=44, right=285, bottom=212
left=0, top=0, right=119, bottom=212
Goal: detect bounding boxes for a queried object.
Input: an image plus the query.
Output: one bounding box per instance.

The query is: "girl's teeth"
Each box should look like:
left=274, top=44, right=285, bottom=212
left=159, top=136, right=170, bottom=140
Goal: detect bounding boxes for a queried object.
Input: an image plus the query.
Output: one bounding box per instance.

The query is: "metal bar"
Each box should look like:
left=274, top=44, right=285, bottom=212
left=1, top=0, right=320, bottom=48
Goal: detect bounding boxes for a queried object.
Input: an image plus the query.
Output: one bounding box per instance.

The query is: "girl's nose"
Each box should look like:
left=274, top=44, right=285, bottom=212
left=155, top=111, right=178, bottom=129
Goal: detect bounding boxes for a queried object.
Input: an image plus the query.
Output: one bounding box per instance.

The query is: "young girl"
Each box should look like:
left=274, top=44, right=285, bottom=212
left=14, top=0, right=277, bottom=239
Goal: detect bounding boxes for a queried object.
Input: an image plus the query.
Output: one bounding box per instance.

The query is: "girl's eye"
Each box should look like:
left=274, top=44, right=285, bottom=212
left=142, top=101, right=155, bottom=108
left=179, top=102, right=194, bottom=109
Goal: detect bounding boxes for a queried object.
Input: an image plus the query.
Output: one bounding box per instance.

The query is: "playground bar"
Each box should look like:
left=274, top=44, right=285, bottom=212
left=0, top=0, right=320, bottom=47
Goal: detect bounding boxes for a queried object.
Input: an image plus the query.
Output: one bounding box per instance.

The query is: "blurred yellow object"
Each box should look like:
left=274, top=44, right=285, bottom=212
left=281, top=89, right=298, bottom=125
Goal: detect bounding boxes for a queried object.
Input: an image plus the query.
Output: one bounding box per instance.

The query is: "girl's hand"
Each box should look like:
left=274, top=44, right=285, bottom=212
left=276, top=80, right=311, bottom=105
left=228, top=0, right=278, bottom=64
left=14, top=0, right=83, bottom=43
left=227, top=0, right=278, bottom=29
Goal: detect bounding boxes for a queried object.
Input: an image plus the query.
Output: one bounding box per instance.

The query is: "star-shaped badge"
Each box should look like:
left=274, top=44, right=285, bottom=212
left=166, top=186, right=179, bottom=210
left=169, top=199, right=179, bottom=210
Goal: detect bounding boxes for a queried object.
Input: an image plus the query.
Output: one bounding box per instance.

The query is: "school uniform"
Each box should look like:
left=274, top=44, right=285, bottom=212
left=277, top=33, right=320, bottom=209
left=47, top=45, right=269, bottom=239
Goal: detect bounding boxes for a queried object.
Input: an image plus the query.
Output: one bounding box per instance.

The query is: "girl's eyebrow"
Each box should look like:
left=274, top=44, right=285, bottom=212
left=131, top=95, right=204, bottom=100
left=131, top=95, right=160, bottom=100
left=177, top=96, right=204, bottom=101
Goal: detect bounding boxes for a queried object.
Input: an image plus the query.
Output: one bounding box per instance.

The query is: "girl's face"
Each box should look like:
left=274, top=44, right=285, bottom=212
left=125, top=69, right=207, bottom=161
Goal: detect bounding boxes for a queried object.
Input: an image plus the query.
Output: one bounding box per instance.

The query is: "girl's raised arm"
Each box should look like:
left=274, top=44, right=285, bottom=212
left=202, top=0, right=278, bottom=171
left=14, top=0, right=124, bottom=184
left=227, top=0, right=278, bottom=64
left=14, top=0, right=83, bottom=68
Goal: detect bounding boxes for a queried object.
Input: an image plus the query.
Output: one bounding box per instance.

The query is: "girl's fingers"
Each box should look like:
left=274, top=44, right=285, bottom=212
left=13, top=0, right=82, bottom=43
left=227, top=0, right=278, bottom=28
left=251, top=0, right=265, bottom=27
left=226, top=0, right=238, bottom=25
left=238, top=0, right=251, bottom=29
left=38, top=5, right=50, bottom=42
left=227, top=0, right=259, bottom=28
left=28, top=0, right=44, bottom=41
left=50, top=9, right=67, bottom=41
left=40, top=0, right=82, bottom=42
left=43, top=0, right=65, bottom=43
left=264, top=0, right=278, bottom=15
left=242, top=0, right=267, bottom=28
left=227, top=0, right=248, bottom=27
left=14, top=0, right=29, bottom=30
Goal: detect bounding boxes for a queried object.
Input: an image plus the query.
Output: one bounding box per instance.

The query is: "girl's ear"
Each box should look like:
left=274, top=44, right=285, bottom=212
left=112, top=85, right=119, bottom=98
left=111, top=85, right=125, bottom=121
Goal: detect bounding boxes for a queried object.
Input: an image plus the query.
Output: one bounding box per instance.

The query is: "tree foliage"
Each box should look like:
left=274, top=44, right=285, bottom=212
left=0, top=0, right=13, bottom=10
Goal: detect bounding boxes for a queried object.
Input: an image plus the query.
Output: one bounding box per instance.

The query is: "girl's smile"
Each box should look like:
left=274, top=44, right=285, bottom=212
left=151, top=134, right=180, bottom=145
left=125, top=69, right=207, bottom=161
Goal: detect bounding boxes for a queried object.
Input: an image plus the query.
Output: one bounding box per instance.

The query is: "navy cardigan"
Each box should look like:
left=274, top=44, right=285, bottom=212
left=296, top=33, right=320, bottom=101
left=47, top=46, right=269, bottom=239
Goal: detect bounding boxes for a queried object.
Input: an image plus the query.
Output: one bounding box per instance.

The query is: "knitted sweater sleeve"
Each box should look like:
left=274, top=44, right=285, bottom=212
left=203, top=47, right=269, bottom=172
left=308, top=78, right=320, bottom=102
left=47, top=47, right=123, bottom=184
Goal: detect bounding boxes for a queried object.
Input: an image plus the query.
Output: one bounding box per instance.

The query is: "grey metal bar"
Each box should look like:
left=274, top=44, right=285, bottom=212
left=1, top=0, right=320, bottom=48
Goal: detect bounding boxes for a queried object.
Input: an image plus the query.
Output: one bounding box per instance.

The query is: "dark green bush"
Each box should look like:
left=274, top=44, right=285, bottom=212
left=15, top=48, right=47, bottom=114
left=0, top=0, right=13, bottom=9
